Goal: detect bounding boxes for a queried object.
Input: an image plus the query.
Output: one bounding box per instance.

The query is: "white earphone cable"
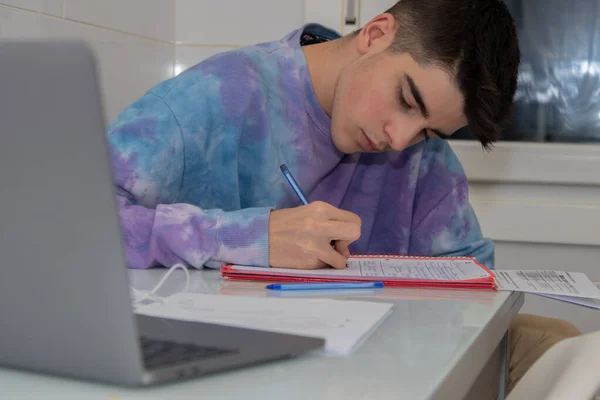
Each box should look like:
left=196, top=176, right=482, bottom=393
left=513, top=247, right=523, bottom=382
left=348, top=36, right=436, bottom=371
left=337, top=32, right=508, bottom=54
left=130, top=263, right=190, bottom=305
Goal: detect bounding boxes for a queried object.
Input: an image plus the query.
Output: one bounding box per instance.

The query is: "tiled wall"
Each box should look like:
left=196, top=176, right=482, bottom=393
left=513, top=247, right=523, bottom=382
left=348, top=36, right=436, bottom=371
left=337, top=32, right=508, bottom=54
left=174, top=0, right=307, bottom=74
left=0, top=0, right=344, bottom=122
left=0, top=1, right=175, bottom=123
left=172, top=0, right=400, bottom=75
left=0, top=1, right=399, bottom=122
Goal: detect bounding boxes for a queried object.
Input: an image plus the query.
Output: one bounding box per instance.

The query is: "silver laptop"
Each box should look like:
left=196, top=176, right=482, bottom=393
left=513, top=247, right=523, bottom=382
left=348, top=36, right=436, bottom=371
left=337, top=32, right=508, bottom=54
left=0, top=41, right=324, bottom=386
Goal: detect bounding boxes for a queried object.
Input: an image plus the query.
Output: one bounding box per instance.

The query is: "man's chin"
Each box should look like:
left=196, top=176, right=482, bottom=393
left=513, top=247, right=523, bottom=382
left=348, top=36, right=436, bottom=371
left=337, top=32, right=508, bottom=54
left=334, top=144, right=358, bottom=154
left=331, top=135, right=358, bottom=154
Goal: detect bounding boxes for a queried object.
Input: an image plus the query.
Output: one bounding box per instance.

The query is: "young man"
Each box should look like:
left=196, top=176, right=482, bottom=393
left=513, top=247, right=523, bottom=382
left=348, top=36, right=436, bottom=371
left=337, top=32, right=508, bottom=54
left=108, top=0, right=519, bottom=272
left=108, top=1, right=583, bottom=395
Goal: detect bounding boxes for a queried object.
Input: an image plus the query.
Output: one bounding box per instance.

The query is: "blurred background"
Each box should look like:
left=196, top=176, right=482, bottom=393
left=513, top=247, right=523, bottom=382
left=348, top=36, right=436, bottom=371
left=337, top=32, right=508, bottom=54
left=0, top=0, right=598, bottom=332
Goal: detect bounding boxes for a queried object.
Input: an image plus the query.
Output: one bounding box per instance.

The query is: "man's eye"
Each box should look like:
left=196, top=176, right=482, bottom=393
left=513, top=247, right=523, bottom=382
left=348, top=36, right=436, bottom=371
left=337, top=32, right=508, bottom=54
left=398, top=90, right=411, bottom=110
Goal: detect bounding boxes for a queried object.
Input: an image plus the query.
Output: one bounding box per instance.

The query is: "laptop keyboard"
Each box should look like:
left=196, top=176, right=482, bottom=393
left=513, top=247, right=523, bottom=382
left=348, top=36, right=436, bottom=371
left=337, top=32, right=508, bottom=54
left=140, top=336, right=238, bottom=370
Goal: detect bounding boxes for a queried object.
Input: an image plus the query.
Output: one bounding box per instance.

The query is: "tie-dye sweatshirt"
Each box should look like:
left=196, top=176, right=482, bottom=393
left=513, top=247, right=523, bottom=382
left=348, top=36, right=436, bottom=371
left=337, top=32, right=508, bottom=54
left=107, top=24, right=494, bottom=271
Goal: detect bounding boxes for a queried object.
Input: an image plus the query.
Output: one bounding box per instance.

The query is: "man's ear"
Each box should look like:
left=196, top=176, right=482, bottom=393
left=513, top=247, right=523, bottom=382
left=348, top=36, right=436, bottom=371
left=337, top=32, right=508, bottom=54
left=355, top=13, right=397, bottom=55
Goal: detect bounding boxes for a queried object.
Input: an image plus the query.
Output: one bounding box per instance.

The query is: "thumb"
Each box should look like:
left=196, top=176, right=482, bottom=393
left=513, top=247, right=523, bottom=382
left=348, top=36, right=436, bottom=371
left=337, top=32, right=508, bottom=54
left=334, top=240, right=351, bottom=258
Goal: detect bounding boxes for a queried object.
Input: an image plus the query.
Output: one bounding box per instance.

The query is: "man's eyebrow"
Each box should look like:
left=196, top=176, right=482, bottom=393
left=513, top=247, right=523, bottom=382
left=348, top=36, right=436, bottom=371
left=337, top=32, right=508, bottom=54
left=405, top=73, right=428, bottom=118
left=405, top=73, right=453, bottom=140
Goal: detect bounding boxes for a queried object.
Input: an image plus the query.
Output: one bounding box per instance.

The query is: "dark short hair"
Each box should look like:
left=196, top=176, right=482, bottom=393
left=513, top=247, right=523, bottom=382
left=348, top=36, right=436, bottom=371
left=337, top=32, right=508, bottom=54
left=382, top=0, right=520, bottom=149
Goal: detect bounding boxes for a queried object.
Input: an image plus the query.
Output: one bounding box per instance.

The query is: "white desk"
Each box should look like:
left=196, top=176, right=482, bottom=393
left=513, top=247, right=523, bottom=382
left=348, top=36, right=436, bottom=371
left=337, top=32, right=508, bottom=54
left=1, top=269, right=523, bottom=400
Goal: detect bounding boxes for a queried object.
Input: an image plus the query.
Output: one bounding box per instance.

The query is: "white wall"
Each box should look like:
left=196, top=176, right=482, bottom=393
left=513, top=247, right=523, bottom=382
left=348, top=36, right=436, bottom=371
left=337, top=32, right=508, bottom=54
left=0, top=0, right=175, bottom=123
left=0, top=1, right=341, bottom=121
left=172, top=0, right=403, bottom=75
left=174, top=0, right=305, bottom=74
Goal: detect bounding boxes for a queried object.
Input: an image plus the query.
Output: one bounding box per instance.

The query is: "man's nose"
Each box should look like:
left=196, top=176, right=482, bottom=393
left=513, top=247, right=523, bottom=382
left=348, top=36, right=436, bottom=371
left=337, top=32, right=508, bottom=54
left=384, top=120, right=423, bottom=151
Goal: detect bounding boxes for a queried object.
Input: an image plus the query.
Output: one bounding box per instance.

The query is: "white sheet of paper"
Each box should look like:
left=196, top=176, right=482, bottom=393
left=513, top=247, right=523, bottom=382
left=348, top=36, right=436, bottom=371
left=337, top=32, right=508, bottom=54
left=536, top=283, right=600, bottom=310
left=134, top=293, right=394, bottom=355
left=494, top=270, right=600, bottom=300
left=231, top=257, right=490, bottom=281
left=538, top=294, right=600, bottom=310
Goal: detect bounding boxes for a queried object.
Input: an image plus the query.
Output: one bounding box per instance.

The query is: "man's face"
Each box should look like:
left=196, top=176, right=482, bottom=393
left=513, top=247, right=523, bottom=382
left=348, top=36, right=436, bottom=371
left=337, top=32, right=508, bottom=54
left=330, top=50, right=468, bottom=154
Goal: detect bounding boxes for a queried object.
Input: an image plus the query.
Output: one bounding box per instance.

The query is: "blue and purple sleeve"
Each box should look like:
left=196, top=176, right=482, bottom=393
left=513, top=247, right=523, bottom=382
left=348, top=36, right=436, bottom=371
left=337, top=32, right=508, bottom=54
left=409, top=180, right=494, bottom=269
left=107, top=93, right=270, bottom=269
left=408, top=141, right=494, bottom=269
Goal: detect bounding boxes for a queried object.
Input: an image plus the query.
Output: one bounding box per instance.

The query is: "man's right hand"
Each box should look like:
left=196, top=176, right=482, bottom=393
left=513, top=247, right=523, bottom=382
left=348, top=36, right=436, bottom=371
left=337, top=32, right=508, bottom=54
left=268, top=201, right=362, bottom=270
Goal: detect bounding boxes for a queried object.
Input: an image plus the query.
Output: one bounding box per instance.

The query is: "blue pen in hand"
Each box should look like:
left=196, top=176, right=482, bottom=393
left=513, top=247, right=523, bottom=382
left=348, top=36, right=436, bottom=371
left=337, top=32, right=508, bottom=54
left=279, top=163, right=340, bottom=251
left=280, top=164, right=309, bottom=205
left=266, top=282, right=384, bottom=291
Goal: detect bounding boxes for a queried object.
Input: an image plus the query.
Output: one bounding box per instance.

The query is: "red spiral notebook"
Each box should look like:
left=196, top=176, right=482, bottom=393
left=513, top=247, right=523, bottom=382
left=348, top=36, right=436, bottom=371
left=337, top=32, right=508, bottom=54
left=221, top=253, right=497, bottom=291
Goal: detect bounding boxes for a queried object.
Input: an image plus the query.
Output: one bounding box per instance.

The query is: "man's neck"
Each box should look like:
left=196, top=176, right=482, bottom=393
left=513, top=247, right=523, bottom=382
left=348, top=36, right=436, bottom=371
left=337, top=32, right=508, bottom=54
left=302, top=38, right=356, bottom=117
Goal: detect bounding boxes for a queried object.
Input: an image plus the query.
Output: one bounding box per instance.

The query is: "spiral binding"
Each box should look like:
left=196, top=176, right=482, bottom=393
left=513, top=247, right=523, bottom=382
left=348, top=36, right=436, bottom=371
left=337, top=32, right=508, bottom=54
left=349, top=252, right=475, bottom=260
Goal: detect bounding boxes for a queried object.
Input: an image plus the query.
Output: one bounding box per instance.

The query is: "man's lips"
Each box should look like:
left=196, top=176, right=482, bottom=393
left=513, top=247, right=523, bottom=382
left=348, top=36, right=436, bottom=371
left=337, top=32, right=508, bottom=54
left=360, top=130, right=379, bottom=152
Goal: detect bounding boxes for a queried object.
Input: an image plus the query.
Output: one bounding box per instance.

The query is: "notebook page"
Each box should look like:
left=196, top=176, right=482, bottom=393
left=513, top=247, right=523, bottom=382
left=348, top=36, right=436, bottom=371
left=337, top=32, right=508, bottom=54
left=229, top=257, right=491, bottom=281
left=135, top=293, right=394, bottom=355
